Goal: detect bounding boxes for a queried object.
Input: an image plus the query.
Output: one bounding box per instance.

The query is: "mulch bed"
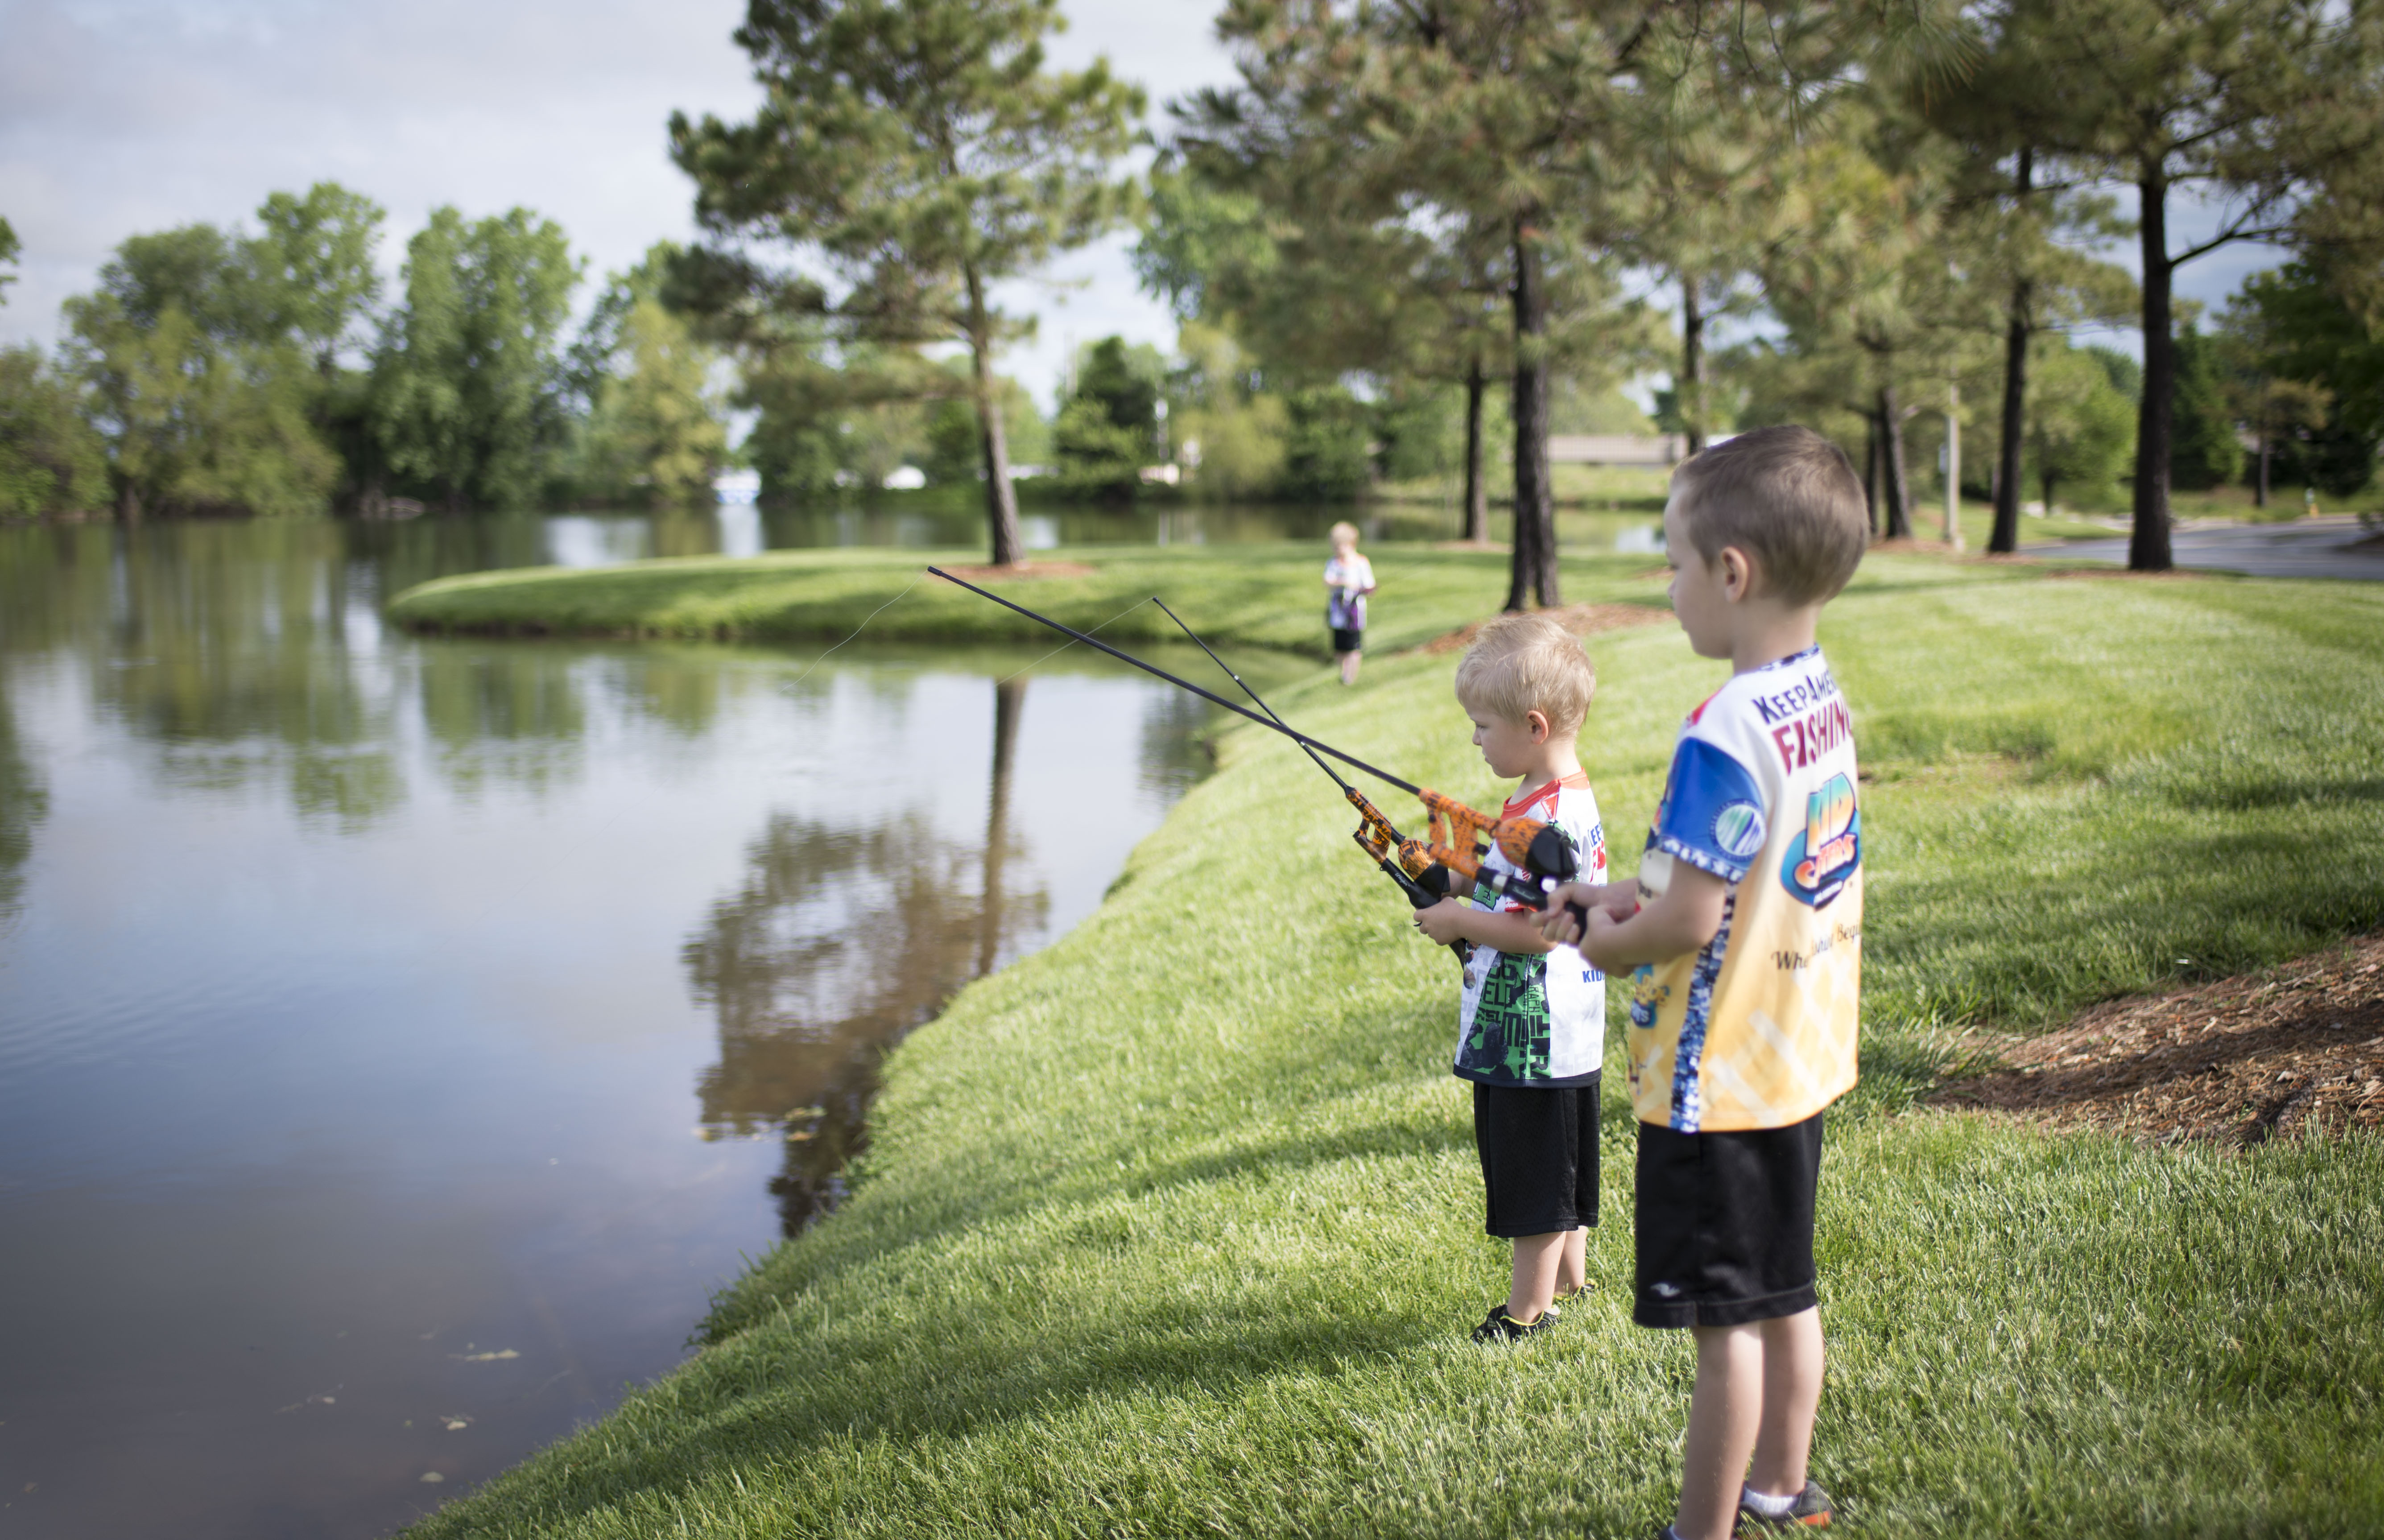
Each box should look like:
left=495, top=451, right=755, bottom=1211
left=1932, top=933, right=2384, bottom=1146
left=1416, top=602, right=1672, bottom=656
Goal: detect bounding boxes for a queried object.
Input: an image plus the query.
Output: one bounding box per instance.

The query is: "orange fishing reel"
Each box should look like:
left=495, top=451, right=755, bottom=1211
left=1347, top=785, right=1581, bottom=915
left=1413, top=788, right=1579, bottom=898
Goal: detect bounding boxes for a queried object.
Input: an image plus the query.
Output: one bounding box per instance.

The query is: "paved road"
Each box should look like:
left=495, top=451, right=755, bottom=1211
left=2027, top=515, right=2384, bottom=580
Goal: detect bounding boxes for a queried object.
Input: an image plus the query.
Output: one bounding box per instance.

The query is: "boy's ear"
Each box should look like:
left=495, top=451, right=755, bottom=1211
left=1526, top=708, right=1551, bottom=745
left=1719, top=545, right=1762, bottom=602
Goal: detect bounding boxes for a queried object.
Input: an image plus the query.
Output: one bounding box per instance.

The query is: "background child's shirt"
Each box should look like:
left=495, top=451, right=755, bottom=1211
left=1453, top=772, right=1608, bottom=1087
left=1627, top=644, right=1862, bottom=1132
left=1323, top=553, right=1374, bottom=630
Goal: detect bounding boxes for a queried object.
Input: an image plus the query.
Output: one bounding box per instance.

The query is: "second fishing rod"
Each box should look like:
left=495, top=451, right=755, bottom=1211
left=926, top=566, right=1591, bottom=948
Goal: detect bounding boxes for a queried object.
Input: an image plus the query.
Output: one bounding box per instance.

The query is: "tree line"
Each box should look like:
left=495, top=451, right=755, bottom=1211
left=0, top=188, right=726, bottom=520
left=7, top=0, right=2382, bottom=587
left=663, top=0, right=2383, bottom=584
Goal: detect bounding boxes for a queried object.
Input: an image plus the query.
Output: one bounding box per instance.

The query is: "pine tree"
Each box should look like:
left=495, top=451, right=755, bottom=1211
left=1997, top=0, right=2384, bottom=567
left=670, top=0, right=1141, bottom=566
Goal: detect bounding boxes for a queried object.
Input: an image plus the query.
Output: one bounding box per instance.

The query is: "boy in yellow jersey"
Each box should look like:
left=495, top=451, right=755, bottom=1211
left=1542, top=426, right=1869, bottom=1540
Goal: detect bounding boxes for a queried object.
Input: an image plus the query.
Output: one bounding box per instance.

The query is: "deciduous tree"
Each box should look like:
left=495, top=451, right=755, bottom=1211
left=369, top=206, right=580, bottom=510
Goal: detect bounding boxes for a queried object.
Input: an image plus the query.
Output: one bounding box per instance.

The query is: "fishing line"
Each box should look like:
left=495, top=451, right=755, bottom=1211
left=785, top=575, right=924, bottom=691
left=995, top=595, right=1155, bottom=686
left=926, top=565, right=1424, bottom=795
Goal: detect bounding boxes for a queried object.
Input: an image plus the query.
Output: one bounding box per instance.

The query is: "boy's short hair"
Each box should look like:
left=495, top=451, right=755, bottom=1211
left=1455, top=612, right=1597, bottom=736
left=1669, top=425, right=1868, bottom=605
left=1329, top=520, right=1360, bottom=545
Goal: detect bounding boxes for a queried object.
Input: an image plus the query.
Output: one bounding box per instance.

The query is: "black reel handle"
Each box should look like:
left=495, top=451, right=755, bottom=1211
left=1359, top=837, right=1471, bottom=967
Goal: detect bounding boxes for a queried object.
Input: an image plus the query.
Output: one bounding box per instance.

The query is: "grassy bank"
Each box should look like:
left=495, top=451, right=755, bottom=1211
left=385, top=544, right=1553, bottom=654
left=412, top=554, right=2384, bottom=1539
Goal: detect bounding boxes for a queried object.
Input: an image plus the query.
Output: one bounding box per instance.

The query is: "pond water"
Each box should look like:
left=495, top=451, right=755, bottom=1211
left=0, top=516, right=1310, bottom=1538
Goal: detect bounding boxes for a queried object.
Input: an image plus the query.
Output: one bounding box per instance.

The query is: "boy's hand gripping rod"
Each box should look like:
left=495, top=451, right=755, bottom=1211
left=926, top=566, right=1589, bottom=942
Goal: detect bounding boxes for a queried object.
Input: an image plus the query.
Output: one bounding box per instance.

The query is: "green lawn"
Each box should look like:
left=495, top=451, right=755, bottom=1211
left=408, top=553, right=2384, bottom=1539
left=385, top=543, right=1548, bottom=655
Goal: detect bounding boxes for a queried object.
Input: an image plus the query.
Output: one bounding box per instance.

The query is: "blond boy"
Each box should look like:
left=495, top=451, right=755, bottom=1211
left=1543, top=426, right=1869, bottom=1538
left=1416, top=614, right=1611, bottom=1341
left=1322, top=521, right=1376, bottom=685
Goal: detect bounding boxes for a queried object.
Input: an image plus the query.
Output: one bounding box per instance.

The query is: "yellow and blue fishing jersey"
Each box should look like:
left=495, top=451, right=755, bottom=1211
left=1628, top=645, right=1862, bottom=1132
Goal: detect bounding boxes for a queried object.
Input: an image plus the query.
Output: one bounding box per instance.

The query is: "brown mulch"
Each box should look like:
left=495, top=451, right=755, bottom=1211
left=1932, top=933, right=2384, bottom=1147
left=935, top=560, right=1099, bottom=581
left=1415, top=602, right=1673, bottom=656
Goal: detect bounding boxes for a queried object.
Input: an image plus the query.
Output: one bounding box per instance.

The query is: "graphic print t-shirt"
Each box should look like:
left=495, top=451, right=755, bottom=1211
left=1453, top=772, right=1609, bottom=1087
left=1323, top=554, right=1375, bottom=631
left=1627, top=645, right=1863, bottom=1132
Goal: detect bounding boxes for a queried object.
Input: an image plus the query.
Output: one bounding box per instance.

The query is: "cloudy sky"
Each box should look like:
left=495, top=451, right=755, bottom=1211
left=0, top=0, right=2286, bottom=403
left=0, top=0, right=1233, bottom=405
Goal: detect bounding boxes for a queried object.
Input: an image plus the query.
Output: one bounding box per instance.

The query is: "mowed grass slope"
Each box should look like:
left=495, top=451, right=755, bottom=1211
left=384, top=543, right=1539, bottom=655
left=411, top=556, right=2384, bottom=1539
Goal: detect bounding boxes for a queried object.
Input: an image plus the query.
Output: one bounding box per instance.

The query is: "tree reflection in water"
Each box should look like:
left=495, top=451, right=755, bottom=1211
left=683, top=677, right=1046, bottom=1235
left=0, top=687, right=45, bottom=932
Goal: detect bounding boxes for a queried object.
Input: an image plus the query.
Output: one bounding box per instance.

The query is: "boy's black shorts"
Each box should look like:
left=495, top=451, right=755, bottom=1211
left=1330, top=626, right=1364, bottom=653
left=1632, top=1111, right=1823, bottom=1329
left=1472, top=1076, right=1600, bottom=1238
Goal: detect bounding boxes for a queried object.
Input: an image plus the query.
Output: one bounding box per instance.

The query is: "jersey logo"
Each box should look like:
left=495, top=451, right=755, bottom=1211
left=1712, top=801, right=1766, bottom=860
left=1779, top=772, right=1859, bottom=907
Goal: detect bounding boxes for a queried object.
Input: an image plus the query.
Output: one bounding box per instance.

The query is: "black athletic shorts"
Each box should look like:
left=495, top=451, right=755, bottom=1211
left=1632, top=1111, right=1824, bottom=1329
left=1472, top=1077, right=1600, bottom=1238
left=1330, top=626, right=1364, bottom=653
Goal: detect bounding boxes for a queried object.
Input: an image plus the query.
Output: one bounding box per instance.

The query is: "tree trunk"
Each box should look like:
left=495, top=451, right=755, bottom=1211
left=1680, top=271, right=1706, bottom=456
left=1878, top=385, right=1913, bottom=539
left=1991, top=147, right=2034, bottom=556
left=1505, top=211, right=1560, bottom=611
left=1863, top=412, right=1882, bottom=536
left=2042, top=467, right=2056, bottom=517
left=2256, top=429, right=2271, bottom=508
left=1462, top=353, right=1490, bottom=543
left=2130, top=169, right=2175, bottom=571
left=963, top=263, right=1024, bottom=567
left=976, top=675, right=1024, bottom=979
left=1942, top=378, right=1963, bottom=549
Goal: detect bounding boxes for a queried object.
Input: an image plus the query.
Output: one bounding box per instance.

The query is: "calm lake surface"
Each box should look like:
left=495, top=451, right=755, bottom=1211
left=0, top=511, right=1319, bottom=1538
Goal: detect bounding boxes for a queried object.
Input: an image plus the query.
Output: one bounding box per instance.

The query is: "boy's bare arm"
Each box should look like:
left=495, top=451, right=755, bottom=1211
left=1414, top=899, right=1554, bottom=954
left=1539, top=867, right=1730, bottom=972
left=1578, top=866, right=1729, bottom=972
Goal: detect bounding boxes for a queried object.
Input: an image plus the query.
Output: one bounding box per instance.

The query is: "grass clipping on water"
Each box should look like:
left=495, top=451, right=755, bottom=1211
left=411, top=556, right=2384, bottom=1539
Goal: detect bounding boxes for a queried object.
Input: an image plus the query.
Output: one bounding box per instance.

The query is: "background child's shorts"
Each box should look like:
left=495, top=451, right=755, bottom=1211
left=1631, top=1111, right=1823, bottom=1328
left=1330, top=626, right=1363, bottom=653
left=1472, top=1077, right=1600, bottom=1238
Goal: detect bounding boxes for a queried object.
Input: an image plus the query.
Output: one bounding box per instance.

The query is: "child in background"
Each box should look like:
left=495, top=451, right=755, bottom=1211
left=1322, top=522, right=1376, bottom=685
left=1541, top=425, right=1869, bottom=1538
left=1415, top=613, right=1610, bottom=1342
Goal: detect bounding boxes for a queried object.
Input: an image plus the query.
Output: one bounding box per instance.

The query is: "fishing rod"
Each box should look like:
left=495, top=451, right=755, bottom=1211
left=925, top=566, right=1421, bottom=793
left=1149, top=598, right=1471, bottom=967
left=929, top=566, right=1589, bottom=932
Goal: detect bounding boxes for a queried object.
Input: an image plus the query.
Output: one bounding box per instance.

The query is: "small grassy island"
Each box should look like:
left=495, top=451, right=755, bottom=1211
left=402, top=546, right=2384, bottom=1538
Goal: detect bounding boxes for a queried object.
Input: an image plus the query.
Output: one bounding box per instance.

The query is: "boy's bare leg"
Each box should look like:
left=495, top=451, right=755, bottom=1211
left=1506, top=1230, right=1566, bottom=1320
left=1746, top=1307, right=1823, bottom=1499
left=1554, top=1225, right=1587, bottom=1296
left=1675, top=1323, right=1764, bottom=1540
left=1339, top=649, right=1361, bottom=685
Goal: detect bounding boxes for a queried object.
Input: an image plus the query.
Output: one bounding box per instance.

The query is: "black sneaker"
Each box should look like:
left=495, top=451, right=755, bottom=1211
left=1543, top=1278, right=1594, bottom=1321
left=1470, top=1302, right=1553, bottom=1343
left=1738, top=1478, right=1834, bottom=1531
